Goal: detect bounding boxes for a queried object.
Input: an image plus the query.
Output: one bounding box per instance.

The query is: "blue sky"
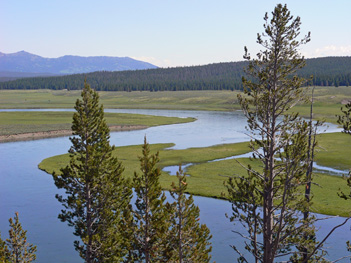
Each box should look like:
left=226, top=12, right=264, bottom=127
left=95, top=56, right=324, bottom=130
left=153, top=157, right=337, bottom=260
left=1, top=0, right=350, bottom=67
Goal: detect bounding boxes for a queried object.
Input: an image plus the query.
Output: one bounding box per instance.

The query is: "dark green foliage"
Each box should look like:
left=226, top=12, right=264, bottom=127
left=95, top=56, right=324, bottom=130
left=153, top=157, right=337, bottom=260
left=166, top=166, right=212, bottom=262
left=227, top=4, right=325, bottom=262
left=300, top=57, right=351, bottom=87
left=225, top=162, right=263, bottom=261
left=0, top=62, right=246, bottom=91
left=5, top=212, right=37, bottom=263
left=52, top=80, right=132, bottom=262
left=1, top=57, right=351, bottom=91
left=127, top=137, right=170, bottom=263
left=0, top=232, right=9, bottom=262
left=337, top=101, right=351, bottom=135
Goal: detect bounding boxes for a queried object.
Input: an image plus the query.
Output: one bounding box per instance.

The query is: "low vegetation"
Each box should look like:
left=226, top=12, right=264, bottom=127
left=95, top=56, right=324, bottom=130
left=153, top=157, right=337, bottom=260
left=1, top=86, right=350, bottom=123
left=0, top=111, right=195, bottom=136
left=316, top=132, right=351, bottom=170
left=0, top=89, right=241, bottom=111
left=39, top=133, right=351, bottom=217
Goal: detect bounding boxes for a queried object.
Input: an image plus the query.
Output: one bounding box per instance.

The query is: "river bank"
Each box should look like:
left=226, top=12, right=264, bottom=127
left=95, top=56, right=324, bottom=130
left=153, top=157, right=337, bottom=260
left=0, top=125, right=147, bottom=143
left=0, top=110, right=196, bottom=143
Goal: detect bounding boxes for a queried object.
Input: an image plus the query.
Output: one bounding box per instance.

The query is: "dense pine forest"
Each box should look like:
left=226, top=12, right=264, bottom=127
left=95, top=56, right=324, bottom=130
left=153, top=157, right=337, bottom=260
left=0, top=57, right=350, bottom=91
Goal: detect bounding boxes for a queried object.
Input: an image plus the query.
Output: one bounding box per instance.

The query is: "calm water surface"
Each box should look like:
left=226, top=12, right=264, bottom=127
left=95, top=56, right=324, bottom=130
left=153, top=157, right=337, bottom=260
left=0, top=109, right=349, bottom=262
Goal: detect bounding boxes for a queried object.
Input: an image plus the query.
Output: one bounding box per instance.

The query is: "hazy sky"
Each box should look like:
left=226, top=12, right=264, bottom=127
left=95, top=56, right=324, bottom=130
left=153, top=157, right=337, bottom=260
left=1, top=0, right=350, bottom=67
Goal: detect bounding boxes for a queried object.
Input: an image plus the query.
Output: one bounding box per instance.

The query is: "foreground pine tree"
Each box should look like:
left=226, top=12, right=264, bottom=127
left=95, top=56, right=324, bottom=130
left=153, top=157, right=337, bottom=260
left=53, top=81, right=132, bottom=263
left=225, top=4, right=326, bottom=262
left=5, top=212, right=37, bottom=263
left=127, top=137, right=170, bottom=263
left=166, top=166, right=212, bottom=263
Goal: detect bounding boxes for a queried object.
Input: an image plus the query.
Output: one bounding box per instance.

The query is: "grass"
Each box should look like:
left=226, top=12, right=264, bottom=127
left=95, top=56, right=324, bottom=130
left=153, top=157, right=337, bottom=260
left=38, top=142, right=252, bottom=199
left=39, top=141, right=252, bottom=176
left=294, top=86, right=351, bottom=123
left=39, top=133, right=351, bottom=217
left=0, top=111, right=195, bottom=136
left=185, top=157, right=350, bottom=217
left=0, top=89, right=241, bottom=111
left=1, top=86, right=351, bottom=123
left=316, top=132, right=351, bottom=171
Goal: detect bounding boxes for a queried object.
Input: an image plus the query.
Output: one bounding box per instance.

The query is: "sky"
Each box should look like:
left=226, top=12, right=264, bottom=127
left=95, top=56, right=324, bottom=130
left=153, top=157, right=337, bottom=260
left=1, top=0, right=350, bottom=67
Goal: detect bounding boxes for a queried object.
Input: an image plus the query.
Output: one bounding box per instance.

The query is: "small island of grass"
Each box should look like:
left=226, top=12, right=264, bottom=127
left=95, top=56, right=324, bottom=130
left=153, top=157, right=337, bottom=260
left=39, top=132, right=351, bottom=217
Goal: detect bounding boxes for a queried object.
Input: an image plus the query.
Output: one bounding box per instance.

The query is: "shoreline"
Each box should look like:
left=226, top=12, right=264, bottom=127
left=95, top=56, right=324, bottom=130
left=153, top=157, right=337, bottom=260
left=0, top=125, right=148, bottom=143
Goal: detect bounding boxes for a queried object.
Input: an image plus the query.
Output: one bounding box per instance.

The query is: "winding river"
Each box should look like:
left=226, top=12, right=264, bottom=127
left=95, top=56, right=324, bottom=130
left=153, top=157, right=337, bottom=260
left=0, top=109, right=349, bottom=262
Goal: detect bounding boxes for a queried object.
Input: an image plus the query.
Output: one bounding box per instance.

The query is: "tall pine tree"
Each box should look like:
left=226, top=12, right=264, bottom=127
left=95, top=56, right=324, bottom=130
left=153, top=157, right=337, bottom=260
left=166, top=166, right=212, bottom=262
left=53, top=80, right=132, bottom=263
left=127, top=137, right=170, bottom=263
left=225, top=4, right=325, bottom=262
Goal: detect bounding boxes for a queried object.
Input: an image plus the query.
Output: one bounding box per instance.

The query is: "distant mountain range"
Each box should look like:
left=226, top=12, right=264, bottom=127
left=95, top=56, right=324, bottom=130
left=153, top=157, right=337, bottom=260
left=0, top=51, right=158, bottom=77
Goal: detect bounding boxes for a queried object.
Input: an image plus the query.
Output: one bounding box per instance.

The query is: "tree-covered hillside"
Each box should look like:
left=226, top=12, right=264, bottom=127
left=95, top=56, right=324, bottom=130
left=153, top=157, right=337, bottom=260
left=0, top=57, right=350, bottom=91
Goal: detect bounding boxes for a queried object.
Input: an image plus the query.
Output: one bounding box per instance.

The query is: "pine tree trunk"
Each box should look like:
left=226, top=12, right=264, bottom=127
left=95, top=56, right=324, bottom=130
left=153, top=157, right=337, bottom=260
left=145, top=174, right=150, bottom=263
left=178, top=183, right=183, bottom=263
left=86, top=186, right=92, bottom=263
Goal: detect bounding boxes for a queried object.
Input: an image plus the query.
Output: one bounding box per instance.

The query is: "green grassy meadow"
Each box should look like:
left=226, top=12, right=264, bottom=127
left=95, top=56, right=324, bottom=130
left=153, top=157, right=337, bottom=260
left=1, top=86, right=350, bottom=123
left=0, top=89, right=241, bottom=111
left=0, top=111, right=195, bottom=136
left=293, top=86, right=351, bottom=123
left=39, top=132, right=351, bottom=217
left=316, top=132, right=351, bottom=170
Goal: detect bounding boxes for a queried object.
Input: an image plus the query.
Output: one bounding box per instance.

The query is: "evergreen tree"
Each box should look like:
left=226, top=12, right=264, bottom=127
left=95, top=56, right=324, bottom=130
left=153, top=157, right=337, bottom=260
left=337, top=101, right=351, bottom=200
left=337, top=101, right=351, bottom=255
left=225, top=4, right=324, bottom=262
left=0, top=232, right=10, bottom=262
left=52, top=80, right=132, bottom=262
left=127, top=137, right=170, bottom=263
left=337, top=101, right=351, bottom=135
left=167, top=166, right=212, bottom=263
left=5, top=212, right=37, bottom=263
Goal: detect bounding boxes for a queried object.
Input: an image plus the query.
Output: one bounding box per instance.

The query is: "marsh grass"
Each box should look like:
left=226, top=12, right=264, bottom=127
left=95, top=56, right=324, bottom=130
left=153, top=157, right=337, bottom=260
left=39, top=137, right=351, bottom=217
left=39, top=142, right=252, bottom=200
left=293, top=86, right=351, bottom=123
left=1, top=86, right=351, bottom=122
left=0, top=111, right=195, bottom=135
left=316, top=132, right=351, bottom=170
left=0, top=89, right=241, bottom=111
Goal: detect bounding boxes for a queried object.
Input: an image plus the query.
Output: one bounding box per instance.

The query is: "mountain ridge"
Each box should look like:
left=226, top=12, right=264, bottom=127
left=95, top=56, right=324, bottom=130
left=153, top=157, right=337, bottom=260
left=0, top=51, right=158, bottom=75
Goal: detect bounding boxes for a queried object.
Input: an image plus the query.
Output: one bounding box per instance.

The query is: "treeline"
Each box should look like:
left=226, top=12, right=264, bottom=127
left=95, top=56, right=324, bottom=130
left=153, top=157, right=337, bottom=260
left=0, top=57, right=350, bottom=91
left=301, top=57, right=351, bottom=87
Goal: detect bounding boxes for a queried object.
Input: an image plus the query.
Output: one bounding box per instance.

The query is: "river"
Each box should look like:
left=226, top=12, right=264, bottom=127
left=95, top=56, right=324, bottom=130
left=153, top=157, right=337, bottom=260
left=0, top=109, right=349, bottom=262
